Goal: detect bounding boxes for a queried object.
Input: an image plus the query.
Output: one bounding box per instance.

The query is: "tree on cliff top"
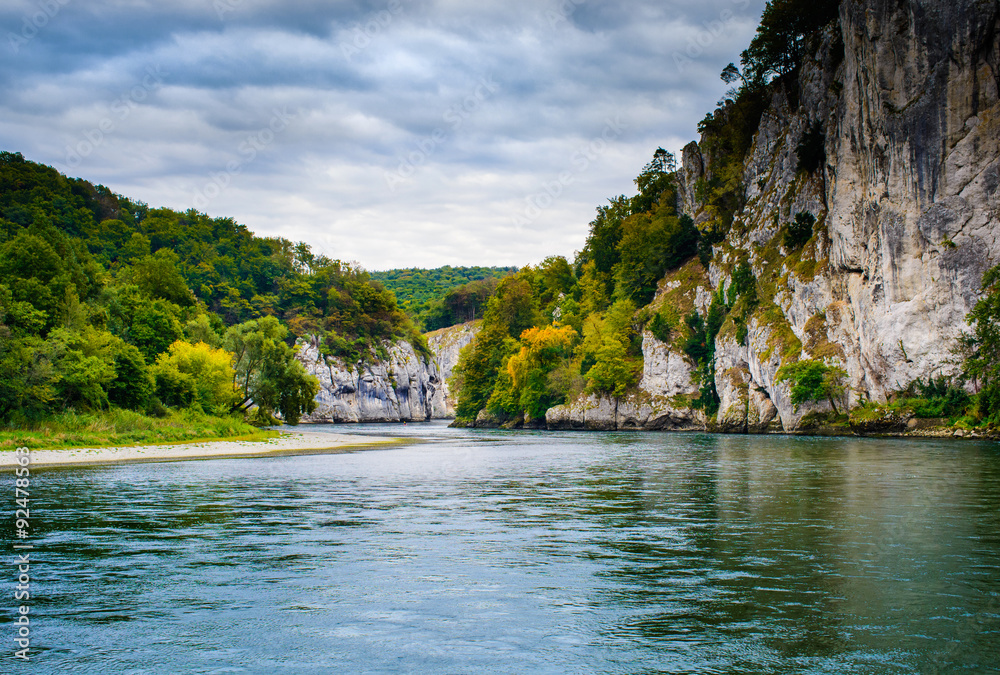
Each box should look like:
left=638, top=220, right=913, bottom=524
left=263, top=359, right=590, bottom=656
left=740, top=0, right=840, bottom=87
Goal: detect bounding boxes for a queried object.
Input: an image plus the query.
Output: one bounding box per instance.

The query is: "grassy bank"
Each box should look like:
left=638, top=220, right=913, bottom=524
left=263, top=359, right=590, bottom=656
left=0, top=409, right=278, bottom=451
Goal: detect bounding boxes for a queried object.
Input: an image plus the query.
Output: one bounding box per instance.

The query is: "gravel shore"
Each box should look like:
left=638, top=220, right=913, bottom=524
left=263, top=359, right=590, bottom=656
left=0, top=431, right=400, bottom=468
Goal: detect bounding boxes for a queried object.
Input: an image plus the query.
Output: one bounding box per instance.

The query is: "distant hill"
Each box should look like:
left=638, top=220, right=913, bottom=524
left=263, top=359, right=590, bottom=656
left=371, top=266, right=517, bottom=310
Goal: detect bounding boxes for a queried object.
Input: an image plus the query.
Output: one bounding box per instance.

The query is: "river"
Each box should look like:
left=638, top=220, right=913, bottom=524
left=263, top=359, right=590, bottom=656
left=10, top=422, right=1000, bottom=673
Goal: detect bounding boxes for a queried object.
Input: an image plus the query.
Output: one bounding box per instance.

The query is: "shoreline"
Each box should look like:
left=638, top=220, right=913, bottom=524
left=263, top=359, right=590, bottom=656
left=0, top=431, right=405, bottom=469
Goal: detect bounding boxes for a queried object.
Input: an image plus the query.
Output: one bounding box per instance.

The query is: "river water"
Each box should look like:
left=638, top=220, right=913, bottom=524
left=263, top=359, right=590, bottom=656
left=8, top=422, right=1000, bottom=673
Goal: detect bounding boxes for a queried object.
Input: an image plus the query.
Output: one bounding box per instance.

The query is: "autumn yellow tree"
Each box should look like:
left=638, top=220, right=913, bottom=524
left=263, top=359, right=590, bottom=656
left=487, top=324, right=577, bottom=420
left=151, top=340, right=238, bottom=415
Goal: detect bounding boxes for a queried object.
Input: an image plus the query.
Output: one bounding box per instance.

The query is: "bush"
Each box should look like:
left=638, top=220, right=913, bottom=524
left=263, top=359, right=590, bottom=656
left=585, top=336, right=640, bottom=398
left=648, top=311, right=673, bottom=343
left=784, top=211, right=815, bottom=249
left=796, top=122, right=825, bottom=173
left=959, top=264, right=1000, bottom=426
left=777, top=358, right=846, bottom=413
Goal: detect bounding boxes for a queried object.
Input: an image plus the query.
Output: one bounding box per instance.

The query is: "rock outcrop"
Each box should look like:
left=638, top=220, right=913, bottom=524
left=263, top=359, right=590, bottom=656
left=425, top=321, right=480, bottom=416
left=673, top=0, right=1000, bottom=432
left=297, top=337, right=448, bottom=423
left=545, top=393, right=705, bottom=431
left=296, top=321, right=479, bottom=423
left=299, top=0, right=998, bottom=434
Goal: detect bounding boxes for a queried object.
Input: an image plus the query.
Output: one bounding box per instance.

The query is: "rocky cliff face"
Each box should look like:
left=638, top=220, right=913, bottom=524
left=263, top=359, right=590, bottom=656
left=546, top=269, right=708, bottom=431
left=688, top=0, right=1000, bottom=431
left=547, top=0, right=999, bottom=433
left=425, top=321, right=480, bottom=416
left=297, top=337, right=448, bottom=423
left=300, top=0, right=997, bottom=433
left=296, top=321, right=478, bottom=423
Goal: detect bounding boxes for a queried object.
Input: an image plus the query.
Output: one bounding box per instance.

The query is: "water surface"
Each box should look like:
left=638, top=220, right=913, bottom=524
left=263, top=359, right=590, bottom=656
left=6, top=423, right=1000, bottom=673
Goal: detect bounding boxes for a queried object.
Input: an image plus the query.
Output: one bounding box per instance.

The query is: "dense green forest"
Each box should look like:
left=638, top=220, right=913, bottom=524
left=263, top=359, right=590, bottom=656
left=0, top=150, right=427, bottom=431
left=370, top=266, right=516, bottom=331
left=447, top=0, right=1000, bottom=430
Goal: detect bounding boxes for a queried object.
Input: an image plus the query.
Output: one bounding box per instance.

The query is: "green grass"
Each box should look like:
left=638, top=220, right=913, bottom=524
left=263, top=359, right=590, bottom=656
left=0, top=408, right=279, bottom=451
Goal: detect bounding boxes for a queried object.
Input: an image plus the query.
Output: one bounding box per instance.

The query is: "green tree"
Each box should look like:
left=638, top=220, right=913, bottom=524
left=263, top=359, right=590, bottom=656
left=534, top=256, right=575, bottom=317
left=784, top=211, right=815, bottom=249
left=960, top=264, right=1000, bottom=424
left=0, top=334, right=57, bottom=421
left=631, top=148, right=676, bottom=214
left=777, top=358, right=847, bottom=413
left=107, top=342, right=154, bottom=410
left=483, top=275, right=540, bottom=338
left=127, top=296, right=186, bottom=362
left=575, top=196, right=631, bottom=298
left=585, top=336, right=640, bottom=397
left=487, top=324, right=577, bottom=419
left=452, top=324, right=518, bottom=422
left=224, top=316, right=319, bottom=425
left=45, top=327, right=118, bottom=411
left=151, top=340, right=237, bottom=414
left=740, top=0, right=840, bottom=87
left=129, top=249, right=196, bottom=306
left=0, top=230, right=67, bottom=331
left=614, top=207, right=698, bottom=306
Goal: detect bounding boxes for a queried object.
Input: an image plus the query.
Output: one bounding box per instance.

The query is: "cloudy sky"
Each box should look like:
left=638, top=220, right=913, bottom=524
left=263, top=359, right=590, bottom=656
left=1, top=0, right=765, bottom=270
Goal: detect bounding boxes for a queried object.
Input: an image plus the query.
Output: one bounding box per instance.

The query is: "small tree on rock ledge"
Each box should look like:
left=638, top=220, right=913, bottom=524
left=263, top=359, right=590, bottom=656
left=777, top=358, right=847, bottom=414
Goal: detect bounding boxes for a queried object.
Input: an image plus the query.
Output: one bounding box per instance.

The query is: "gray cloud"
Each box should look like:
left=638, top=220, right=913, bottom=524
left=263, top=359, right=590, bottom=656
left=1, top=0, right=765, bottom=269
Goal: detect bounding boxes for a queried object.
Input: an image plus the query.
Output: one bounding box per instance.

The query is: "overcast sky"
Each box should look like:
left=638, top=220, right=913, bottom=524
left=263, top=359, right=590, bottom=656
left=2, top=0, right=765, bottom=270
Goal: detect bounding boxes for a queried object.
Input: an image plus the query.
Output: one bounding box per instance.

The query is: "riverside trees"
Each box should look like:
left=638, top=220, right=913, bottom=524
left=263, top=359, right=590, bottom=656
left=0, top=151, right=408, bottom=426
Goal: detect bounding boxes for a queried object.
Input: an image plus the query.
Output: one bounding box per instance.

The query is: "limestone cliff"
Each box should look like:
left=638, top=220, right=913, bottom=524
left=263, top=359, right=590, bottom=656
left=297, top=337, right=448, bottom=423
left=545, top=0, right=999, bottom=433
left=300, top=0, right=998, bottom=433
left=425, top=321, right=480, bottom=416
left=687, top=0, right=1000, bottom=431
left=296, top=321, right=478, bottom=423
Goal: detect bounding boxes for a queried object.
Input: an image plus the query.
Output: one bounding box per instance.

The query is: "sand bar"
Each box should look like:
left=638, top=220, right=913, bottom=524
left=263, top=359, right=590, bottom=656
left=0, top=431, right=402, bottom=469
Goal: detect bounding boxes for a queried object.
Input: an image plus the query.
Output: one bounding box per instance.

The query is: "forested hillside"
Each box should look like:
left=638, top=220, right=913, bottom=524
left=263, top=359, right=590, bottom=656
left=2, top=0, right=997, bottom=437
left=0, top=150, right=425, bottom=428
left=370, top=266, right=515, bottom=331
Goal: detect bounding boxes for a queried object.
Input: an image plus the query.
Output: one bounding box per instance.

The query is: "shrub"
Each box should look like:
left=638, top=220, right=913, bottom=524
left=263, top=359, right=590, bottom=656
left=777, top=358, right=847, bottom=413
left=152, top=340, right=237, bottom=415
left=796, top=122, right=825, bottom=173
left=784, top=211, right=815, bottom=249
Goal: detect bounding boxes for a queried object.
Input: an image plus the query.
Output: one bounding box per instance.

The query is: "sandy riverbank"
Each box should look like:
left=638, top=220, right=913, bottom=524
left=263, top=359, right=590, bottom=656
left=0, top=431, right=401, bottom=468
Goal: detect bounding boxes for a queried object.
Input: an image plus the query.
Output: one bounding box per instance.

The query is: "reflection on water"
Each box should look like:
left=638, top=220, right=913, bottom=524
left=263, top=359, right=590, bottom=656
left=6, top=423, right=1000, bottom=673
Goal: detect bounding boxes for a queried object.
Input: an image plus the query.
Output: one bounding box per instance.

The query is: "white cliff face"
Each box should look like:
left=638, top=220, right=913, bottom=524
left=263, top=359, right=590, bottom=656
left=639, top=330, right=698, bottom=399
left=425, top=321, right=480, bottom=416
left=297, top=322, right=479, bottom=423
left=676, top=0, right=1000, bottom=431
left=824, top=0, right=1000, bottom=397
left=297, top=338, right=448, bottom=423
left=545, top=393, right=705, bottom=431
